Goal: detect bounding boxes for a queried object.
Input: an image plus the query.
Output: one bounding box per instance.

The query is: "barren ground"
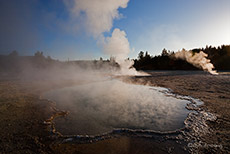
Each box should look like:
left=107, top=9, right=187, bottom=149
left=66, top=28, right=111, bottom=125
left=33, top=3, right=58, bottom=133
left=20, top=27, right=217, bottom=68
left=123, top=71, right=230, bottom=153
left=0, top=71, right=229, bottom=154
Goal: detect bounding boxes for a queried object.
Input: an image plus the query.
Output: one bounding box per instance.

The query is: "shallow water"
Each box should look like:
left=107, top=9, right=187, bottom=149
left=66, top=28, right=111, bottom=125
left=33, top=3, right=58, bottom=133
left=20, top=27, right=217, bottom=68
left=44, top=80, right=192, bottom=135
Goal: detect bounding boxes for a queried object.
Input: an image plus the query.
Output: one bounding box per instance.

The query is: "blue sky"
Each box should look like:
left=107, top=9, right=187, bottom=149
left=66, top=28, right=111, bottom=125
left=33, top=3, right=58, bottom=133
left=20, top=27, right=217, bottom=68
left=0, top=0, right=229, bottom=60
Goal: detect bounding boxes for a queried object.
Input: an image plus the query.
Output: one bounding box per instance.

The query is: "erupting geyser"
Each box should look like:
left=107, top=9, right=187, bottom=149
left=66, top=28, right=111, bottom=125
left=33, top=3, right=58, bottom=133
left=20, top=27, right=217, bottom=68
left=174, top=49, right=218, bottom=75
left=65, top=0, right=139, bottom=75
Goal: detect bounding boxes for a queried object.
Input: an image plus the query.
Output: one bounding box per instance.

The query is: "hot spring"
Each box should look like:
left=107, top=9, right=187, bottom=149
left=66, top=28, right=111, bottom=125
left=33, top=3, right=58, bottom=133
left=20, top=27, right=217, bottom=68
left=43, top=79, right=197, bottom=136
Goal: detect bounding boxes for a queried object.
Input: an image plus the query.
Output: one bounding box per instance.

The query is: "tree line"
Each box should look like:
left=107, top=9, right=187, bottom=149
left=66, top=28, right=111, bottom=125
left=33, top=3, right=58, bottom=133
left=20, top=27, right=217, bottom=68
left=1, top=45, right=229, bottom=73
left=0, top=51, right=119, bottom=73
left=133, top=45, right=230, bottom=70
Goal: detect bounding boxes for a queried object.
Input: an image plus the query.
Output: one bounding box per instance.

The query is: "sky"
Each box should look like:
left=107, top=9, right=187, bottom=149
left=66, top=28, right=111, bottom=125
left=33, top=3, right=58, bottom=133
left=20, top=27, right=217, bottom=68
left=0, top=0, right=230, bottom=60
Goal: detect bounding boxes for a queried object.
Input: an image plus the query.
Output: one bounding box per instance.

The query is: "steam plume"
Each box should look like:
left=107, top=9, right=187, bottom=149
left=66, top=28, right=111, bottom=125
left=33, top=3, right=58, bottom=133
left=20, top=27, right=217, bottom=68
left=65, top=0, right=139, bottom=75
left=103, top=29, right=130, bottom=64
left=174, top=49, right=218, bottom=75
left=102, top=28, right=139, bottom=75
left=65, top=0, right=129, bottom=37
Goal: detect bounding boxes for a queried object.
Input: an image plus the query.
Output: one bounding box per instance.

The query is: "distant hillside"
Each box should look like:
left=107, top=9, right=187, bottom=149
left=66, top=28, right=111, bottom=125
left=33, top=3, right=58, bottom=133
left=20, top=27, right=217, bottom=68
left=133, top=45, right=230, bottom=70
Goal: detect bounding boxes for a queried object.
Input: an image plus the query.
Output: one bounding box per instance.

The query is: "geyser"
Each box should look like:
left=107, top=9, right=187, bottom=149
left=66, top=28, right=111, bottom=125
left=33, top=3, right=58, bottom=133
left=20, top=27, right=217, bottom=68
left=174, top=49, right=218, bottom=75
left=65, top=0, right=138, bottom=75
left=44, top=79, right=193, bottom=136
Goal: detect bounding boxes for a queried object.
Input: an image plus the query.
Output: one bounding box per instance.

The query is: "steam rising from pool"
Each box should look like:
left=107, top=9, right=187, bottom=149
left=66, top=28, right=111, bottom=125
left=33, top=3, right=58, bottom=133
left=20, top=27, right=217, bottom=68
left=44, top=79, right=192, bottom=136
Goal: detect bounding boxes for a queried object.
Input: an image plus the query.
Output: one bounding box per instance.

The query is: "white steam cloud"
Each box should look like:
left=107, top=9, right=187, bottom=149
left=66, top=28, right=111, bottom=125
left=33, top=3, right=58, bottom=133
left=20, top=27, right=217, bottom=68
left=174, top=49, right=218, bottom=75
left=65, top=0, right=140, bottom=75
left=65, top=0, right=129, bottom=37
left=102, top=28, right=140, bottom=75
left=103, top=28, right=130, bottom=64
